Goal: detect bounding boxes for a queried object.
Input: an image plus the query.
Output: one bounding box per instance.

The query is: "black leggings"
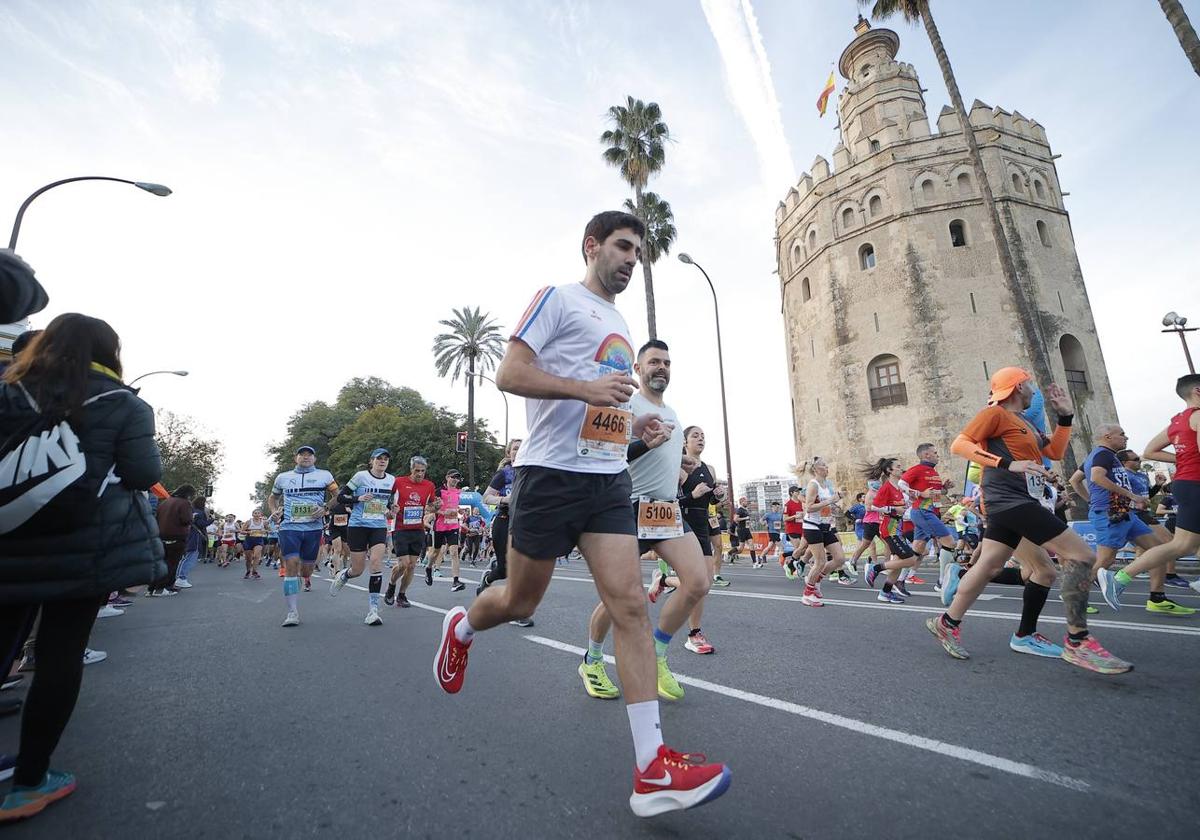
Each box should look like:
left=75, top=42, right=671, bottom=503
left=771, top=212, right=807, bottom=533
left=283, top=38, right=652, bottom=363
left=488, top=512, right=510, bottom=581
left=0, top=597, right=103, bottom=786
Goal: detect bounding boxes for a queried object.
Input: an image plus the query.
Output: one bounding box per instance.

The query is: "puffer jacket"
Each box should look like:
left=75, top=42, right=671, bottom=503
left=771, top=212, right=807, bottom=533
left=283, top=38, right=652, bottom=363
left=0, top=369, right=166, bottom=604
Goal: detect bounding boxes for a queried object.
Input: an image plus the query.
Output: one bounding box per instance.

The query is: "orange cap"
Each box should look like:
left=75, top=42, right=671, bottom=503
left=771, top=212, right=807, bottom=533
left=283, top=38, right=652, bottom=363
left=987, top=367, right=1031, bottom=405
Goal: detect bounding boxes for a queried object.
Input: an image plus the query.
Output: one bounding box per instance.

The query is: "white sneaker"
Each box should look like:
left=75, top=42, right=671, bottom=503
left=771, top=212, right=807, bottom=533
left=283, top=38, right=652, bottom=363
left=82, top=648, right=107, bottom=665
left=364, top=609, right=382, bottom=626
left=329, top=568, right=349, bottom=597
left=174, top=579, right=193, bottom=589
left=96, top=605, right=124, bottom=618
left=282, top=611, right=300, bottom=627
left=1191, top=579, right=1200, bottom=596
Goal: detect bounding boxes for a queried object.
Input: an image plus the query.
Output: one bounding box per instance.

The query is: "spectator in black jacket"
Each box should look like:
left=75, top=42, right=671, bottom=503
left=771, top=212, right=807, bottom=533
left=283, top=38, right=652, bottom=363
left=0, top=249, right=48, bottom=325
left=0, top=313, right=163, bottom=823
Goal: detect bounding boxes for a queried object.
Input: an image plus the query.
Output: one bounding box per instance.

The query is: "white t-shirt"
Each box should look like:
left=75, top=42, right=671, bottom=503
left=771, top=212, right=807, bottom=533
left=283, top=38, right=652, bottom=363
left=627, top=391, right=683, bottom=501
left=510, top=282, right=635, bottom=475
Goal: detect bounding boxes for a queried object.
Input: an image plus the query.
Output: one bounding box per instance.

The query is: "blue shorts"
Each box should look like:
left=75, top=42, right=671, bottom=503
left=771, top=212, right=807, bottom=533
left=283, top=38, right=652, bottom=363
left=1088, top=511, right=1152, bottom=549
left=279, top=529, right=322, bottom=564
left=910, top=507, right=951, bottom=542
left=244, top=536, right=264, bottom=549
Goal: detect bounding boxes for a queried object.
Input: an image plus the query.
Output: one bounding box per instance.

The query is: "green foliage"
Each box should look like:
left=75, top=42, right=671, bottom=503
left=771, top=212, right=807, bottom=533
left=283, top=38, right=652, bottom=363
left=156, top=410, right=224, bottom=496
left=432, top=308, right=504, bottom=383
left=622, top=191, right=676, bottom=265
left=863, top=0, right=924, bottom=24
left=600, top=96, right=670, bottom=190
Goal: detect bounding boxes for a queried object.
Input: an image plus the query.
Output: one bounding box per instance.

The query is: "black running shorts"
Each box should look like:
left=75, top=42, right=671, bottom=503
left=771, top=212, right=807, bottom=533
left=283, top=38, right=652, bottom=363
left=682, top=508, right=714, bottom=557
left=1170, top=479, right=1199, bottom=533
left=981, top=502, right=1068, bottom=549
left=347, top=526, right=386, bottom=553
left=433, top=530, right=460, bottom=549
left=802, top=523, right=840, bottom=547
left=509, top=466, right=635, bottom=559
left=392, top=529, right=426, bottom=558
left=883, top=533, right=917, bottom=559
left=328, top=525, right=347, bottom=543
left=861, top=521, right=880, bottom=542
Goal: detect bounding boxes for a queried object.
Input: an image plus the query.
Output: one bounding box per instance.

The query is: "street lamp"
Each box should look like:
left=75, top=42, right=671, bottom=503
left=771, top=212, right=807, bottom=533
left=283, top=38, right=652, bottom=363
left=474, top=372, right=510, bottom=445
left=9, top=177, right=173, bottom=250
left=1162, top=312, right=1196, bottom=374
left=129, top=369, right=188, bottom=387
left=677, top=252, right=735, bottom=520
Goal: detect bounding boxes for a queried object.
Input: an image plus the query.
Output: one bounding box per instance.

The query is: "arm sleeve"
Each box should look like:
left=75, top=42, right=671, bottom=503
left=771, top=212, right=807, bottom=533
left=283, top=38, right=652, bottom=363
left=951, top=408, right=1005, bottom=468
left=509, top=287, right=561, bottom=356
left=627, top=439, right=650, bottom=461
left=114, top=397, right=163, bottom=491
left=1040, top=418, right=1073, bottom=461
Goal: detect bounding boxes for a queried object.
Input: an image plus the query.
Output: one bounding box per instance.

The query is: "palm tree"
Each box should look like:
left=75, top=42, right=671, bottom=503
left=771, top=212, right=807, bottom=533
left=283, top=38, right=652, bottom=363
left=622, top=191, right=677, bottom=266
left=432, top=306, right=504, bottom=485
left=862, top=1, right=1053, bottom=388
left=1160, top=0, right=1200, bottom=77
left=601, top=96, right=670, bottom=339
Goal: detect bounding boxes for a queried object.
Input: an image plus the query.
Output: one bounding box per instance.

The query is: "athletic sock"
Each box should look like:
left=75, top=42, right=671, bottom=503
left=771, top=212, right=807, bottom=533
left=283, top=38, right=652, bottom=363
left=453, top=613, right=475, bottom=644
left=941, top=612, right=960, bottom=628
left=882, top=581, right=894, bottom=593
left=283, top=576, right=299, bottom=612
left=626, top=700, right=664, bottom=772
left=1149, top=591, right=1166, bottom=603
left=898, top=567, right=910, bottom=582
left=993, top=567, right=1023, bottom=586
left=1016, top=581, right=1051, bottom=637
left=586, top=639, right=604, bottom=665
left=872, top=563, right=883, bottom=575
left=1115, top=569, right=1133, bottom=586
left=653, top=627, right=672, bottom=659
left=750, top=550, right=758, bottom=562
left=688, top=627, right=702, bottom=637
left=1067, top=629, right=1089, bottom=645
left=368, top=574, right=382, bottom=609
left=938, top=546, right=955, bottom=577
left=453, top=576, right=460, bottom=584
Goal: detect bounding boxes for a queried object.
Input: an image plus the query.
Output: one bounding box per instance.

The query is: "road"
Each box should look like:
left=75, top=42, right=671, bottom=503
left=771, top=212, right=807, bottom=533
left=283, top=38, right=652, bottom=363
left=3, top=554, right=1198, bottom=839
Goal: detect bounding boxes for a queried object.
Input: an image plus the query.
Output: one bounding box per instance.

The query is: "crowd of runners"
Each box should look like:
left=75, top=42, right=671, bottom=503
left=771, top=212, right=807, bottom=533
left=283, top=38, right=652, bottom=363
left=246, top=210, right=1200, bottom=818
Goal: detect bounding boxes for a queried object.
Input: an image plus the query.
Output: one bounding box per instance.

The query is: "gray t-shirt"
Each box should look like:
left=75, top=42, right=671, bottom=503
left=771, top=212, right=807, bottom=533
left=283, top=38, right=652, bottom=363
left=627, top=391, right=683, bottom=502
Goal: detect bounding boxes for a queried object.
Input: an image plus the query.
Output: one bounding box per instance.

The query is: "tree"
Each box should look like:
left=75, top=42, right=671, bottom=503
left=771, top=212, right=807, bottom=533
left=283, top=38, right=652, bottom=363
left=1159, top=0, right=1200, bottom=77
left=601, top=95, right=671, bottom=339
left=622, top=191, right=677, bottom=266
left=432, top=307, right=504, bottom=486
left=863, top=1, right=1054, bottom=389
left=155, top=410, right=224, bottom=496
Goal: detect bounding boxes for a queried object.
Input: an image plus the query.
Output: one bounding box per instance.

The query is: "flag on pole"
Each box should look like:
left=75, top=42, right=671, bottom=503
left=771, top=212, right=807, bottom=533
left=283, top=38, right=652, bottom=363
left=816, top=71, right=836, bottom=117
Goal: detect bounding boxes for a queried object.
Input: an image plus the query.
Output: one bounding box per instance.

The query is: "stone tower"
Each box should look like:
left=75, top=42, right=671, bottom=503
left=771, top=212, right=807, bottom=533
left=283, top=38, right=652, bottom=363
left=775, top=19, right=1118, bottom=490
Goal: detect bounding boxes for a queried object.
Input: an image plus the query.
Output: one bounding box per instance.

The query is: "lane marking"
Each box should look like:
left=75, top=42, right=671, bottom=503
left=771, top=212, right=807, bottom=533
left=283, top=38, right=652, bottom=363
left=524, top=635, right=1090, bottom=793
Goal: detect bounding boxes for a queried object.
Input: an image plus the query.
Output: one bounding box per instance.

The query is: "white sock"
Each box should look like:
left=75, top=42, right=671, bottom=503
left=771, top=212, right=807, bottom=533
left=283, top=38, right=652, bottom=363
left=626, top=700, right=664, bottom=772
left=898, top=566, right=910, bottom=582
left=453, top=613, right=475, bottom=644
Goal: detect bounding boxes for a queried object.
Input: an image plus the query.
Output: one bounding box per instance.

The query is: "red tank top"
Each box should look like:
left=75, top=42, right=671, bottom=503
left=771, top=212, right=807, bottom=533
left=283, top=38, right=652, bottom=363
left=1169, top=407, right=1200, bottom=481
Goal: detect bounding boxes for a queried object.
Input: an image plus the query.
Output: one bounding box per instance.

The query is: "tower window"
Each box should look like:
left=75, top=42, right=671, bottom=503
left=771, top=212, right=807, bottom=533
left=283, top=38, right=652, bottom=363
left=873, top=312, right=880, bottom=332
left=969, top=291, right=977, bottom=314
left=808, top=229, right=817, bottom=251
left=1034, top=180, right=1045, bottom=199
left=1036, top=220, right=1051, bottom=247
left=792, top=242, right=802, bottom=269
left=859, top=243, right=876, bottom=270
left=869, top=195, right=882, bottom=217
left=949, top=219, right=967, bottom=247
left=861, top=64, right=871, bottom=79
left=1060, top=334, right=1090, bottom=392
left=842, top=207, right=855, bottom=229
left=1011, top=172, right=1023, bottom=192
left=802, top=277, right=811, bottom=302
left=868, top=354, right=907, bottom=409
left=921, top=179, right=934, bottom=201
left=870, top=140, right=881, bottom=153
left=957, top=172, right=971, bottom=196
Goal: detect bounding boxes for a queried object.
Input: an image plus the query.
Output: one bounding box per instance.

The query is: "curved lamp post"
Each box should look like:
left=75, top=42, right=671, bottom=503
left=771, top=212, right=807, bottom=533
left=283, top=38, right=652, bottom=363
left=128, top=369, right=188, bottom=387
left=474, top=371, right=510, bottom=446
left=9, top=177, right=172, bottom=250
left=677, top=252, right=735, bottom=520
left=1162, top=312, right=1196, bottom=374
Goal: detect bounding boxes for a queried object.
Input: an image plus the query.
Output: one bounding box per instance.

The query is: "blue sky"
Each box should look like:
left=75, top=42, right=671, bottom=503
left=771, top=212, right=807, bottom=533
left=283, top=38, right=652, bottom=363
left=2, top=1, right=1197, bottom=512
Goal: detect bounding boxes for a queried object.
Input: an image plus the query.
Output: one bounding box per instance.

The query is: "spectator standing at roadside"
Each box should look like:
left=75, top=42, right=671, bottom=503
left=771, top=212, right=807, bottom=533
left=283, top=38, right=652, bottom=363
left=0, top=313, right=164, bottom=823
left=175, top=496, right=210, bottom=588
left=150, top=486, right=194, bottom=596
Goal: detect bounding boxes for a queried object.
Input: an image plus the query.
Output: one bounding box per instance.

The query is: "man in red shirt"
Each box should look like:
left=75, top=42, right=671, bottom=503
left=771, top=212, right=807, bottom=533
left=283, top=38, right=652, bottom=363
left=901, top=444, right=958, bottom=587
left=783, top=485, right=808, bottom=579
left=384, top=455, right=437, bottom=608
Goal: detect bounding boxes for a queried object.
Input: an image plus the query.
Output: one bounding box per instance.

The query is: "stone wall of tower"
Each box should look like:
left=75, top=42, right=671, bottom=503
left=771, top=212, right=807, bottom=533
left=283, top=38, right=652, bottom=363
left=775, top=23, right=1119, bottom=492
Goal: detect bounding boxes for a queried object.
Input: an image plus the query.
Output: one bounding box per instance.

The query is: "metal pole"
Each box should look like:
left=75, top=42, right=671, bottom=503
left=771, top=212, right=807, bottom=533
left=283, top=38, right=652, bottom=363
left=9, top=176, right=171, bottom=250
left=128, top=370, right=188, bottom=387
left=1176, top=328, right=1196, bottom=374
left=475, top=373, right=509, bottom=446
left=689, top=260, right=735, bottom=521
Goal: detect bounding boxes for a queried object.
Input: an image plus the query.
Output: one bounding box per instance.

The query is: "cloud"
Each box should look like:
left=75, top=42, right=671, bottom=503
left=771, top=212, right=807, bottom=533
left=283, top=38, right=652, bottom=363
left=699, top=0, right=795, bottom=189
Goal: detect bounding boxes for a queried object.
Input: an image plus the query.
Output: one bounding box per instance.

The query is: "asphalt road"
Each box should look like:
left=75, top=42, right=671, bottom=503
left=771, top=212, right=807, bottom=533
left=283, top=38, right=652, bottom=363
left=3, top=554, right=1198, bottom=839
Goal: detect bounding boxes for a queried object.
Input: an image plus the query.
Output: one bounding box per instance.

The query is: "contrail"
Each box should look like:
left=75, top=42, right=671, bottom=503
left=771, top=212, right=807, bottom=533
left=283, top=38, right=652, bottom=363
left=700, top=0, right=796, bottom=190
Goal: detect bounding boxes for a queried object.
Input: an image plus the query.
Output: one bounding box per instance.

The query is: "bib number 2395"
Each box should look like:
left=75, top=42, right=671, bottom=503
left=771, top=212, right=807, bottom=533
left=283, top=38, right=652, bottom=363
left=637, top=499, right=683, bottom=540
left=578, top=404, right=632, bottom=459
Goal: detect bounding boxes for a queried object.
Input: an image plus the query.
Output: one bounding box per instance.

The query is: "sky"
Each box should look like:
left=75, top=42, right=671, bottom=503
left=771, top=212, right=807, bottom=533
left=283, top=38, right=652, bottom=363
left=2, top=0, right=1198, bottom=514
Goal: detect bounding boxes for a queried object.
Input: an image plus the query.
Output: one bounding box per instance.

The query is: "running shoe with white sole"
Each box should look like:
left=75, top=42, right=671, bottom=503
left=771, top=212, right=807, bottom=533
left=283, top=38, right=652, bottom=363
left=657, top=659, right=684, bottom=701
left=509, top=618, right=535, bottom=627
left=450, top=580, right=465, bottom=592
left=1164, top=575, right=1191, bottom=589
left=0, top=769, right=76, bottom=823
left=579, top=658, right=620, bottom=699
left=396, top=593, right=411, bottom=608
left=801, top=587, right=823, bottom=607
left=82, top=649, right=106, bottom=666
left=1095, top=567, right=1124, bottom=611
left=648, top=570, right=667, bottom=604
left=174, top=580, right=193, bottom=589
left=329, top=568, right=350, bottom=597
left=281, top=611, right=299, bottom=627
left=1009, top=633, right=1064, bottom=658
left=629, top=746, right=731, bottom=818
left=1060, top=636, right=1132, bottom=674
left=0, top=754, right=13, bottom=783
left=364, top=609, right=382, bottom=626
left=1145, top=599, right=1196, bottom=616
left=434, top=606, right=471, bottom=694
left=877, top=590, right=904, bottom=604
left=925, top=616, right=969, bottom=660
left=1191, top=579, right=1200, bottom=595
left=684, top=632, right=714, bottom=654
left=864, top=564, right=878, bottom=588
left=908, top=575, right=927, bottom=585
left=940, top=562, right=962, bottom=607
left=95, top=605, right=124, bottom=619
left=711, top=576, right=730, bottom=588
left=425, top=566, right=434, bottom=586
left=895, top=581, right=912, bottom=598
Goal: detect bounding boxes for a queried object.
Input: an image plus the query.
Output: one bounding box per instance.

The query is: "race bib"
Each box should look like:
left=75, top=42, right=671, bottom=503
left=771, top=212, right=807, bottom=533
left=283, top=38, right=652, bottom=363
left=332, top=514, right=349, bottom=527
left=637, top=498, right=684, bottom=541
left=708, top=515, right=720, bottom=530
left=290, top=502, right=318, bottom=523
left=364, top=498, right=388, bottom=518
left=1025, top=473, right=1046, bottom=501
left=403, top=505, right=423, bottom=526
left=578, top=404, right=632, bottom=459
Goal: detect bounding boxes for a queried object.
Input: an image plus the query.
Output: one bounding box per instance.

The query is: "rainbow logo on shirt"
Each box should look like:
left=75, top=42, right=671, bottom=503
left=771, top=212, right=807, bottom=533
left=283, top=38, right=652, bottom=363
left=594, top=333, right=633, bottom=374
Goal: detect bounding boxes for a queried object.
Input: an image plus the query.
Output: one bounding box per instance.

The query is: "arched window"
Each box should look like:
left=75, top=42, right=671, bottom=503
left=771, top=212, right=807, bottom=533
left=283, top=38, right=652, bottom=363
left=1011, top=172, right=1023, bottom=192
left=1034, top=180, right=1045, bottom=199
left=842, top=207, right=855, bottom=229
left=921, top=179, right=934, bottom=201
left=868, top=195, right=882, bottom=217
left=861, top=64, right=872, bottom=79
left=808, top=228, right=817, bottom=251
left=870, top=139, right=881, bottom=153
left=859, top=243, right=876, bottom=270
left=1036, top=219, right=1051, bottom=247
left=791, top=242, right=802, bottom=269
left=1060, top=334, right=1090, bottom=392
left=949, top=219, right=967, bottom=247
left=802, top=277, right=811, bottom=302
left=957, top=172, right=971, bottom=196
left=867, top=354, right=907, bottom=409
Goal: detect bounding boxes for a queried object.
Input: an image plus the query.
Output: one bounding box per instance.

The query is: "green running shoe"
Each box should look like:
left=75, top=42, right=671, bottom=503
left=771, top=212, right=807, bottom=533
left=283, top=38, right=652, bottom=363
left=1145, top=598, right=1196, bottom=616
left=578, top=658, right=620, bottom=699
left=656, top=658, right=684, bottom=701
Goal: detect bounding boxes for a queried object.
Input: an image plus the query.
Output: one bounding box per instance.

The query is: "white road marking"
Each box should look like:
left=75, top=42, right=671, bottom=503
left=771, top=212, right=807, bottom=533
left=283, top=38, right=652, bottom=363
left=523, top=635, right=1091, bottom=793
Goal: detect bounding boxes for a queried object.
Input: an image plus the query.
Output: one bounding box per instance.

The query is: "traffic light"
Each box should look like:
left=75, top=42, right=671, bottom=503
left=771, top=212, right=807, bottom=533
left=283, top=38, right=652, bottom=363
left=456, top=431, right=468, bottom=453
left=204, top=484, right=213, bottom=497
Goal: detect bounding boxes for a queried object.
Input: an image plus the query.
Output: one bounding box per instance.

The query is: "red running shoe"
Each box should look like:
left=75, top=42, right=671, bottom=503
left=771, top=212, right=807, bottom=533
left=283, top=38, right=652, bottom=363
left=630, top=745, right=731, bottom=817
left=908, top=575, right=927, bottom=585
left=647, top=570, right=667, bottom=604
left=434, top=606, right=472, bottom=694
